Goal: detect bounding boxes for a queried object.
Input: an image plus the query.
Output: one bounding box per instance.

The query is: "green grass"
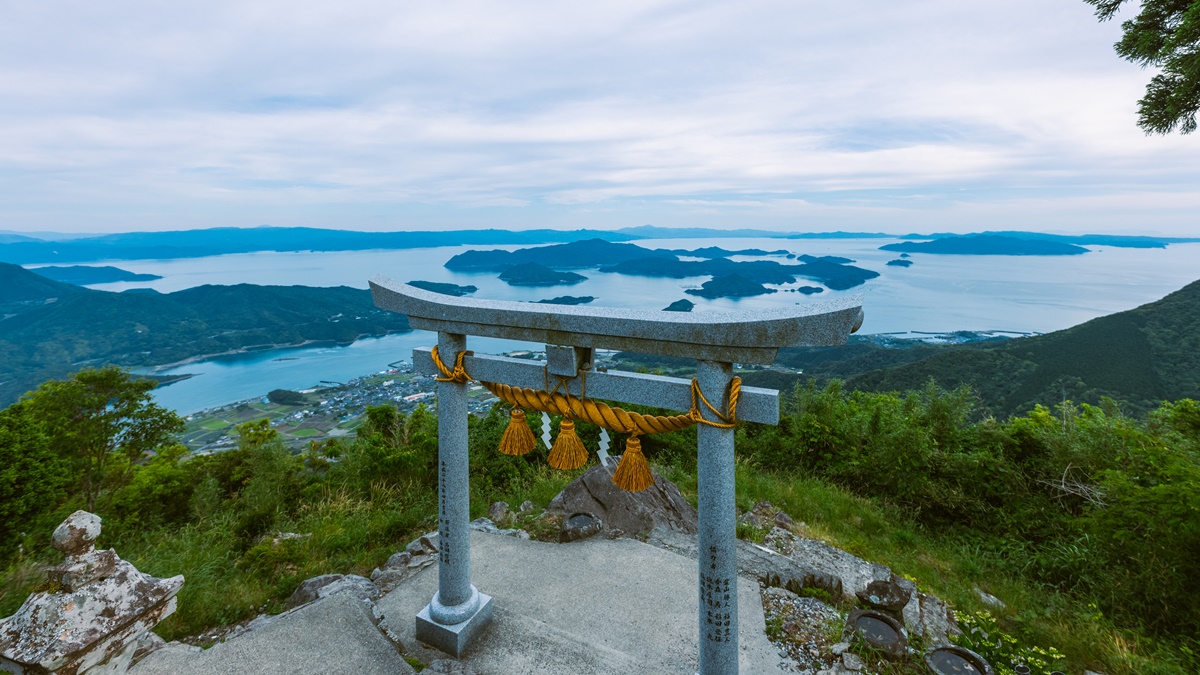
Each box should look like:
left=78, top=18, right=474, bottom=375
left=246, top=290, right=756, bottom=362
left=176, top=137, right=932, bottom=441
left=662, top=459, right=1191, bottom=675
left=199, top=418, right=232, bottom=431
left=287, top=428, right=322, bottom=438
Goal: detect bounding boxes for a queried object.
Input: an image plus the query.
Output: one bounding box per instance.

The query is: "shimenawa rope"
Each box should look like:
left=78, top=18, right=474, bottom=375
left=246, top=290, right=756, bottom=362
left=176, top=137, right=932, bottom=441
left=430, top=346, right=740, bottom=491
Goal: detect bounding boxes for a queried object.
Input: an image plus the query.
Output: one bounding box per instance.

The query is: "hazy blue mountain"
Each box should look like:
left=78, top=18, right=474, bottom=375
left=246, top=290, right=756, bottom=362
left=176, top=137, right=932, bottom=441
left=0, top=227, right=639, bottom=265
left=881, top=234, right=1090, bottom=256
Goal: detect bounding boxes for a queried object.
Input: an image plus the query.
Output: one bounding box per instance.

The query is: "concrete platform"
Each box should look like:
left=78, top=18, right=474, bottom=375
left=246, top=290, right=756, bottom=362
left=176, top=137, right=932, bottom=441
left=376, top=531, right=787, bottom=674
left=131, top=592, right=415, bottom=675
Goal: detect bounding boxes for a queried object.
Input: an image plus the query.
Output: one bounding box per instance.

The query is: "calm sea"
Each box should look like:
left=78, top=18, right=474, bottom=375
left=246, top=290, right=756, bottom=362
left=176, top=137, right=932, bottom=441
left=59, top=237, right=1200, bottom=414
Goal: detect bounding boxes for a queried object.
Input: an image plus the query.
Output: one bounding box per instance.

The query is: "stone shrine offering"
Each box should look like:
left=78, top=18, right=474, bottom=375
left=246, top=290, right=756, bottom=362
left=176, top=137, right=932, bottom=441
left=0, top=511, right=183, bottom=675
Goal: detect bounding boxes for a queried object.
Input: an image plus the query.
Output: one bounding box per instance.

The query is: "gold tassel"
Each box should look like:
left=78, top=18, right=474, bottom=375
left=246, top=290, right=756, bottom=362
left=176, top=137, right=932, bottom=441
left=612, top=435, right=654, bottom=492
left=547, top=419, right=588, bottom=470
left=498, top=408, right=537, bottom=456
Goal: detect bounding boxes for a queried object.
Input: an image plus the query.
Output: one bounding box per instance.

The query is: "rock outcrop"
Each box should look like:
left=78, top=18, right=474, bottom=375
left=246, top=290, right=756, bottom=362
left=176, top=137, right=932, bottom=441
left=545, top=460, right=698, bottom=536
left=0, top=511, right=183, bottom=675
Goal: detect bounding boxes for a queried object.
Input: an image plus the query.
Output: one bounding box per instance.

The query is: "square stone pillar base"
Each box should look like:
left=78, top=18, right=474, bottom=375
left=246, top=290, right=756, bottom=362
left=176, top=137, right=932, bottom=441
left=415, top=593, right=494, bottom=657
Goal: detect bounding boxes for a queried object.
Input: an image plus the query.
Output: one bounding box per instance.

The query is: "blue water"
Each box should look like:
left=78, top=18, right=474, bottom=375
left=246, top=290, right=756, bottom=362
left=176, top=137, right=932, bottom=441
left=63, top=237, right=1199, bottom=414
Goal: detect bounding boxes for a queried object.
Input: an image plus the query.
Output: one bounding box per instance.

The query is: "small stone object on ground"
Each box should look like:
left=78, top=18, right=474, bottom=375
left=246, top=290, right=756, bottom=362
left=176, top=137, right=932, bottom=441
left=774, top=511, right=796, bottom=529
left=487, top=501, right=512, bottom=525
left=286, top=574, right=344, bottom=610
left=844, top=609, right=908, bottom=661
left=855, top=579, right=912, bottom=614
left=518, top=500, right=536, bottom=513
left=559, top=512, right=603, bottom=543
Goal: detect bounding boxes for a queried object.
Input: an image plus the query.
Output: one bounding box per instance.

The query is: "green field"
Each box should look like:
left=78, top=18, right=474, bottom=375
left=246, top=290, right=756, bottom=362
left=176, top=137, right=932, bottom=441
left=198, top=418, right=231, bottom=431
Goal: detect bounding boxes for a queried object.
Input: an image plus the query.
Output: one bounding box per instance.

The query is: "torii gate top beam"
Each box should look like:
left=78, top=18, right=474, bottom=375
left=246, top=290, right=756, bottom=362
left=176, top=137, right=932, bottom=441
left=369, top=277, right=864, bottom=365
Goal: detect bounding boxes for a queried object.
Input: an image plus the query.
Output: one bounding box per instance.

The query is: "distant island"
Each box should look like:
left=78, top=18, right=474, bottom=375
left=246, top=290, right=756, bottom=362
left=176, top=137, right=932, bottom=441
left=535, top=296, right=595, bottom=305
left=663, top=299, right=694, bottom=312
left=668, top=246, right=789, bottom=259
left=790, top=286, right=824, bottom=294
left=407, top=280, right=477, bottom=296
left=30, top=265, right=162, bottom=285
left=886, top=259, right=914, bottom=267
left=498, top=263, right=587, bottom=286
left=685, top=274, right=775, bottom=299
left=1, top=227, right=1192, bottom=266
left=881, top=234, right=1089, bottom=256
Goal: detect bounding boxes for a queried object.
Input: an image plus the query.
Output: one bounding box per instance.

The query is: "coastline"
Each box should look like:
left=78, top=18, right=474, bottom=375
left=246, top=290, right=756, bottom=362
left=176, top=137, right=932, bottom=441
left=142, top=329, right=415, bottom=373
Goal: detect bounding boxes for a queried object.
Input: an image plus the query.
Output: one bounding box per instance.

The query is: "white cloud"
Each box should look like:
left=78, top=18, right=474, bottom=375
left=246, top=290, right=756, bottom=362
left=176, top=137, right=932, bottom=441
left=0, top=0, right=1197, bottom=234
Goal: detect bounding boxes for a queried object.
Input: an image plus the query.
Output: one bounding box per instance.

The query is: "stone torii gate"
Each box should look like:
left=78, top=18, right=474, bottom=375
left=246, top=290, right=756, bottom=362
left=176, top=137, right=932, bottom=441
left=370, top=278, right=864, bottom=674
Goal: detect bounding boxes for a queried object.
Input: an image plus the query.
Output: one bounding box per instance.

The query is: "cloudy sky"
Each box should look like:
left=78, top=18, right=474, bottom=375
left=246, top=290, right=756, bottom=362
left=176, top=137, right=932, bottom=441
left=2, top=1, right=1197, bottom=236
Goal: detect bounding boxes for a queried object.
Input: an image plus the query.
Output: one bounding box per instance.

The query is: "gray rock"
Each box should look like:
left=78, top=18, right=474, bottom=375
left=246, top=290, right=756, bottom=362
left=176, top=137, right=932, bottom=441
left=286, top=573, right=344, bottom=610
left=648, top=527, right=843, bottom=600
left=774, top=511, right=796, bottom=529
left=789, top=536, right=892, bottom=601
left=830, top=641, right=851, bottom=656
left=737, top=512, right=765, bottom=529
left=384, top=551, right=412, bottom=570
left=470, top=517, right=500, bottom=534
left=975, top=587, right=1005, bottom=609
left=316, top=575, right=380, bottom=604
left=559, top=512, right=603, bottom=543
left=419, top=532, right=439, bottom=553
left=546, top=462, right=698, bottom=536
left=855, top=579, right=911, bottom=613
left=425, top=659, right=480, bottom=673
left=518, top=500, right=536, bottom=513
left=132, top=631, right=167, bottom=663
left=371, top=569, right=410, bottom=593
left=487, top=501, right=512, bottom=525
left=918, top=593, right=961, bottom=647
left=405, top=531, right=439, bottom=556
left=841, top=652, right=865, bottom=671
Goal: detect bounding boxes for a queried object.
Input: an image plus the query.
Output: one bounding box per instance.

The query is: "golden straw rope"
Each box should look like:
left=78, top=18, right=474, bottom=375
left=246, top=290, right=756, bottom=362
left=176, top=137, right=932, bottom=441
left=431, top=346, right=740, bottom=435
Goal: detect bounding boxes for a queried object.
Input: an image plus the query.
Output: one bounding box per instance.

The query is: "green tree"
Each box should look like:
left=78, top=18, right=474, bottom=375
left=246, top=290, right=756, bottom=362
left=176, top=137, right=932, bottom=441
left=0, top=403, right=68, bottom=557
left=1085, top=0, right=1200, bottom=133
left=22, top=366, right=184, bottom=510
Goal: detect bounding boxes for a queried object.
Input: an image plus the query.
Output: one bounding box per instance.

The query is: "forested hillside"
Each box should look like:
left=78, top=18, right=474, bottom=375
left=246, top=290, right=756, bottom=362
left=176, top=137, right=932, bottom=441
left=0, top=264, right=410, bottom=405
left=847, top=279, right=1200, bottom=417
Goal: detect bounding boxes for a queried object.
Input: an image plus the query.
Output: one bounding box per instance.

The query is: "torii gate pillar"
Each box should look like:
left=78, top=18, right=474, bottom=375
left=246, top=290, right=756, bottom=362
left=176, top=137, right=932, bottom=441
left=371, top=278, right=863, bottom=671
